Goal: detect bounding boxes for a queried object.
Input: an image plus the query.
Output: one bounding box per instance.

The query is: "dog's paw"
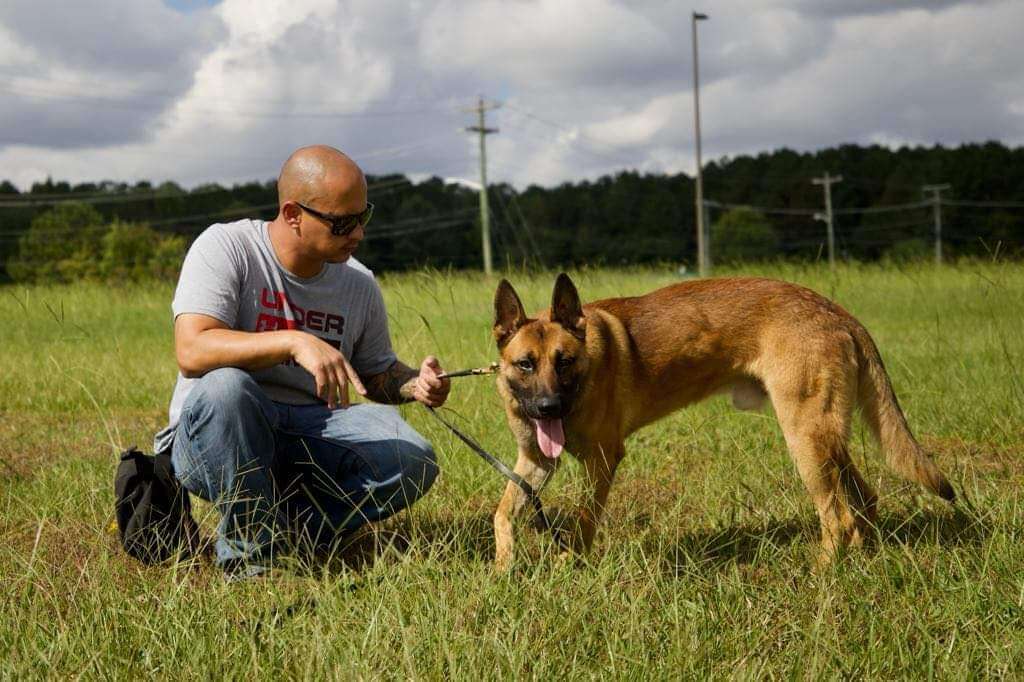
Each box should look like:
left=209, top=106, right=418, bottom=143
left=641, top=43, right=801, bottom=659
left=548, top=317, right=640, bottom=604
left=494, top=551, right=514, bottom=573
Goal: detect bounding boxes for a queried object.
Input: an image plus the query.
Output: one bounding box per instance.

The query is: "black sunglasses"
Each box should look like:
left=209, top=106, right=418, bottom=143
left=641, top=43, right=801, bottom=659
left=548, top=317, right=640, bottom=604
left=296, top=201, right=374, bottom=236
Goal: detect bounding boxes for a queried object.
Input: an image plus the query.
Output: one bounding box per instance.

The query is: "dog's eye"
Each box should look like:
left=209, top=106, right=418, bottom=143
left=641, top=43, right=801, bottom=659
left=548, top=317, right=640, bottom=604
left=556, top=356, right=574, bottom=371
left=516, top=358, right=534, bottom=373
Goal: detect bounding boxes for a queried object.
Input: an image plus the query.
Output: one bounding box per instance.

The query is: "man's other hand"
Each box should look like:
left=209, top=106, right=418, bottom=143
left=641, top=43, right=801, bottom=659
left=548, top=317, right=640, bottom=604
left=412, top=356, right=451, bottom=407
left=289, top=332, right=367, bottom=409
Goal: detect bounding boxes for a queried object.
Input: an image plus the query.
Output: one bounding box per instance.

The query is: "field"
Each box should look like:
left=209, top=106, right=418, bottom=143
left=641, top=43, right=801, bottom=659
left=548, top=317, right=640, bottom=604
left=2, top=262, right=1023, bottom=678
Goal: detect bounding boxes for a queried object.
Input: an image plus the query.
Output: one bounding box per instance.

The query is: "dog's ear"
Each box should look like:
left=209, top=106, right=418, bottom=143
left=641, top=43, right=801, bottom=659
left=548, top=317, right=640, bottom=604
left=551, top=273, right=586, bottom=341
left=494, top=279, right=528, bottom=348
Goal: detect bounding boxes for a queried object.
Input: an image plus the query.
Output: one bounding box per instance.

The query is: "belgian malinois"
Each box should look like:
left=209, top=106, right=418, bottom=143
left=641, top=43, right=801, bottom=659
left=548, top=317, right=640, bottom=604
left=492, top=274, right=954, bottom=569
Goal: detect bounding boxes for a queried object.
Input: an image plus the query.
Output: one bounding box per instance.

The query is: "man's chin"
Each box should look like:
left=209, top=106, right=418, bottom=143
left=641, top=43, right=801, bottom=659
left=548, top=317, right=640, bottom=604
left=328, top=250, right=355, bottom=263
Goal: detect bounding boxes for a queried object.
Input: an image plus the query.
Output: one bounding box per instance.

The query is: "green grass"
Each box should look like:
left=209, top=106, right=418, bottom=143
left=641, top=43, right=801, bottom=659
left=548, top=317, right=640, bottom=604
left=2, top=261, right=1023, bottom=678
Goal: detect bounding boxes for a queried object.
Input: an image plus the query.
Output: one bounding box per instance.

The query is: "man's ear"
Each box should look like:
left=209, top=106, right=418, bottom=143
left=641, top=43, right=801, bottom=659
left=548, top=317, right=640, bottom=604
left=551, top=273, right=586, bottom=341
left=493, top=279, right=528, bottom=348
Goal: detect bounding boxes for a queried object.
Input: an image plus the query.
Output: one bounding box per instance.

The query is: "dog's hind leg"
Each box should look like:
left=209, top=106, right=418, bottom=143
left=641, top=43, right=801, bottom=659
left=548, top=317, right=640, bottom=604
left=766, top=357, right=877, bottom=564
left=494, top=448, right=558, bottom=571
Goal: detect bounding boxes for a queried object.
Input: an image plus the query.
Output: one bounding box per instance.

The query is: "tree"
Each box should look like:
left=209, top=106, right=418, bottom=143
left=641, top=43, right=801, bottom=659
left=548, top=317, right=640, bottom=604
left=710, top=208, right=779, bottom=263
left=100, top=221, right=160, bottom=281
left=7, top=203, right=106, bottom=283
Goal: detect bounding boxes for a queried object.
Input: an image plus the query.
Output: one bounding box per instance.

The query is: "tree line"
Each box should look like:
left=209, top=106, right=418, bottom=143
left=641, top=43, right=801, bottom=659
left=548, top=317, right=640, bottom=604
left=1, top=141, right=1022, bottom=281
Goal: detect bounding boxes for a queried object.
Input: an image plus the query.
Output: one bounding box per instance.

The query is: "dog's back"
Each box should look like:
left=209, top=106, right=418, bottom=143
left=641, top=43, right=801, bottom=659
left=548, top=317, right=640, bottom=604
left=573, top=278, right=840, bottom=426
left=586, top=276, right=953, bottom=499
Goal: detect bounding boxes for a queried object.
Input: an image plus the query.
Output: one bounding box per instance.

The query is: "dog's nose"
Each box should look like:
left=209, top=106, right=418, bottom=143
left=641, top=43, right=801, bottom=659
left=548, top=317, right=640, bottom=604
left=536, top=396, right=562, bottom=417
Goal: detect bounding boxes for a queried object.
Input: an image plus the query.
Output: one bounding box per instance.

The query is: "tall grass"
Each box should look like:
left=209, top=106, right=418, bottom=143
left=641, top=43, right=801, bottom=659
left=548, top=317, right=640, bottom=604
left=1, top=261, right=1022, bottom=678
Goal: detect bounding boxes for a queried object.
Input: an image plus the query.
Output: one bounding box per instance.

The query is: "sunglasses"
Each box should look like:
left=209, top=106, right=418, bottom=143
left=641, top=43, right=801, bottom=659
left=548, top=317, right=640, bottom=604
left=296, top=201, right=374, bottom=236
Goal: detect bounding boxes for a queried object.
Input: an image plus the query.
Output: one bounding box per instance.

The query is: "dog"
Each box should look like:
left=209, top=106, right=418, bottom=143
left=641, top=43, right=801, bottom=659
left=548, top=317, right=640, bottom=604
left=491, top=273, right=954, bottom=569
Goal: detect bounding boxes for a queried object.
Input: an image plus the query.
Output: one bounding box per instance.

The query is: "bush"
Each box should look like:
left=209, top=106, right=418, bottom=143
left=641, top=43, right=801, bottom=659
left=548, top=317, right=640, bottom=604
left=149, top=233, right=188, bottom=281
left=710, top=208, right=779, bottom=263
left=885, top=238, right=931, bottom=263
left=8, top=204, right=188, bottom=283
left=101, top=222, right=158, bottom=281
left=7, top=203, right=106, bottom=283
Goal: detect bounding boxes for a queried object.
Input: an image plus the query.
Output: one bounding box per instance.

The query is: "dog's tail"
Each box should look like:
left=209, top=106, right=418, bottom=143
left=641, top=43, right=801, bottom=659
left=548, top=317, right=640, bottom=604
left=852, top=325, right=955, bottom=502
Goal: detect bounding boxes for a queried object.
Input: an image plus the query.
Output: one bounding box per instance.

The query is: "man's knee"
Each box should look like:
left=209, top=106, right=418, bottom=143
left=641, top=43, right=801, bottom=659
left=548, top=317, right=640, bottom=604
left=355, top=406, right=439, bottom=498
left=181, top=367, right=277, bottom=437
left=174, top=367, right=278, bottom=496
left=187, top=367, right=265, bottom=414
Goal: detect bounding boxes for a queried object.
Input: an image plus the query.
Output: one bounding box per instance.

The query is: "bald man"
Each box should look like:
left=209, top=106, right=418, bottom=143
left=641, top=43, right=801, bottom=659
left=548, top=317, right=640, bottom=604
left=153, top=145, right=450, bottom=580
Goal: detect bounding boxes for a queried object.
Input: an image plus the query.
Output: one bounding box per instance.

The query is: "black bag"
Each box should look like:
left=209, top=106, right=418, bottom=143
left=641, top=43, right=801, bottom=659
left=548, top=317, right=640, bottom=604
left=114, top=446, right=200, bottom=564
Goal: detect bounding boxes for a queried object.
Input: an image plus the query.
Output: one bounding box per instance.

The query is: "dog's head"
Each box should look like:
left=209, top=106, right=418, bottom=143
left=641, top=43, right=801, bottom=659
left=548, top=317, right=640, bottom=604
left=493, top=273, right=589, bottom=458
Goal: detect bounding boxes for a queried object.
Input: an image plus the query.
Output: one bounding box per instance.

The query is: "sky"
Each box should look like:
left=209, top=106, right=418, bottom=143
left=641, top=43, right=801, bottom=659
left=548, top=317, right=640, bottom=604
left=0, top=0, right=1021, bottom=191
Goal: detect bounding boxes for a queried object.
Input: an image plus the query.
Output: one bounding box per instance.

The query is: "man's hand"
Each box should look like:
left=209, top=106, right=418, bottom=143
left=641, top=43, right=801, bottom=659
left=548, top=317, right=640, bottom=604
left=362, top=356, right=451, bottom=406
left=411, top=356, right=451, bottom=407
left=289, top=332, right=367, bottom=409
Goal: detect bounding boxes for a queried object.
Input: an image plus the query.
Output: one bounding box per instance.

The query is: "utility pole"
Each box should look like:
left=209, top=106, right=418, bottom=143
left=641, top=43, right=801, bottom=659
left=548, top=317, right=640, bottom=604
left=922, top=183, right=951, bottom=265
left=691, top=11, right=709, bottom=277
left=464, top=97, right=500, bottom=275
left=812, top=172, right=843, bottom=270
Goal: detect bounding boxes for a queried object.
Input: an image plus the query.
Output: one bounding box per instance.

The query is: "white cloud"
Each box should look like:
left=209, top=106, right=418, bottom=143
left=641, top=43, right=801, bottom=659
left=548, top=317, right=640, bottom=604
left=583, top=94, right=682, bottom=149
left=0, top=0, right=223, bottom=148
left=0, top=0, right=1021, bottom=191
left=419, top=0, right=675, bottom=90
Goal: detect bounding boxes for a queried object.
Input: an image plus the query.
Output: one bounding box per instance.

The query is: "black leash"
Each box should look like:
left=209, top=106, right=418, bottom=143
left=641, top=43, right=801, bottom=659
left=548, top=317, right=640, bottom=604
left=425, top=363, right=556, bottom=541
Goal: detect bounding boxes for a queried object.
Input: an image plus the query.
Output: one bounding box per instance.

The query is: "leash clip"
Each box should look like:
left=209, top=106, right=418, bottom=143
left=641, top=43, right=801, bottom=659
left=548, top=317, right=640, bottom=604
left=437, top=362, right=499, bottom=380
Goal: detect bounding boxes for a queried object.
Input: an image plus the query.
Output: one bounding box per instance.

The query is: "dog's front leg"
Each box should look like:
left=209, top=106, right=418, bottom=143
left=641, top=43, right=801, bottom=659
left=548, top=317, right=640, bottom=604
left=494, top=448, right=556, bottom=571
left=571, top=443, right=623, bottom=555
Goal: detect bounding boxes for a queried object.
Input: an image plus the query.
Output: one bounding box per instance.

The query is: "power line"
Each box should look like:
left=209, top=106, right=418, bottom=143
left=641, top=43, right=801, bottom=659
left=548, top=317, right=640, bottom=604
left=509, top=193, right=546, bottom=268
left=0, top=72, right=461, bottom=108
left=363, top=215, right=476, bottom=241
left=705, top=200, right=817, bottom=216
left=0, top=81, right=452, bottom=120
left=501, top=104, right=640, bottom=169
left=0, top=184, right=230, bottom=206
left=0, top=204, right=478, bottom=240
left=0, top=177, right=412, bottom=208
left=834, top=200, right=931, bottom=215
left=491, top=186, right=542, bottom=267
left=944, top=199, right=1024, bottom=208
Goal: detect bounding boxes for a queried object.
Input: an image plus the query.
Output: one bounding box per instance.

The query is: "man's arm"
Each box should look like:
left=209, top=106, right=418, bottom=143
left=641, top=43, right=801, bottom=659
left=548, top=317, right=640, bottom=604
left=175, top=314, right=293, bottom=375
left=175, top=313, right=366, bottom=409
left=362, top=356, right=451, bottom=407
left=361, top=360, right=419, bottom=404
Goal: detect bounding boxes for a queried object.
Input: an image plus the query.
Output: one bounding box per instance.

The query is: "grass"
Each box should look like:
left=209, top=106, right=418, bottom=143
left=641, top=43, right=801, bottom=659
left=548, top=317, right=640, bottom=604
left=1, top=261, right=1023, bottom=678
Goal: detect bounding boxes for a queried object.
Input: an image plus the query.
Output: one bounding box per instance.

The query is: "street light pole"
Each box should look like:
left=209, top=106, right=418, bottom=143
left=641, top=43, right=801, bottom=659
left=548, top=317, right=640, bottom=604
left=691, top=11, right=709, bottom=277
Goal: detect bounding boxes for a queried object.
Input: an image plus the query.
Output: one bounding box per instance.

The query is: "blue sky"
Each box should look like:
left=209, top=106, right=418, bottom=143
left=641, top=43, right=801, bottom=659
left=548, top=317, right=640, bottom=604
left=163, top=0, right=220, bottom=12
left=0, top=0, right=1021, bottom=190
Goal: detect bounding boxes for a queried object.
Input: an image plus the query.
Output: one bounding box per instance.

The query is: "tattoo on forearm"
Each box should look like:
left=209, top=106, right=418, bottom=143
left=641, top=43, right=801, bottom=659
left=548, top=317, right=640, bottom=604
left=364, top=361, right=418, bottom=404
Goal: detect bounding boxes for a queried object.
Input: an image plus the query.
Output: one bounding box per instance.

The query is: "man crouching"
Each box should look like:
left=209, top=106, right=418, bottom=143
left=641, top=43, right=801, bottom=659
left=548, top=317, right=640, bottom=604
left=152, top=145, right=450, bottom=581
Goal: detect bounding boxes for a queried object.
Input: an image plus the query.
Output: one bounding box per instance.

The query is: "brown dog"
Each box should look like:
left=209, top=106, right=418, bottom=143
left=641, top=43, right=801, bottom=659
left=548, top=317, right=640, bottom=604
left=492, top=273, right=954, bottom=569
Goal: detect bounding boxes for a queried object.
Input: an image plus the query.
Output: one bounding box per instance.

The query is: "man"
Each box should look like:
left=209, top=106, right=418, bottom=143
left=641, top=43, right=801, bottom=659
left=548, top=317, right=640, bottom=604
left=153, top=145, right=450, bottom=580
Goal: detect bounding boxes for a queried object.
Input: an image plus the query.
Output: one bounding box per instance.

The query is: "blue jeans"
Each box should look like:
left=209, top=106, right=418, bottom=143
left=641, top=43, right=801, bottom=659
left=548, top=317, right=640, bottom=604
left=170, top=367, right=438, bottom=569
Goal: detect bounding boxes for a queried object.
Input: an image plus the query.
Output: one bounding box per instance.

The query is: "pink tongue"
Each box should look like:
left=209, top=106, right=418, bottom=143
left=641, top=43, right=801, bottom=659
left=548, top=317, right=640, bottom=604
left=532, top=418, right=565, bottom=458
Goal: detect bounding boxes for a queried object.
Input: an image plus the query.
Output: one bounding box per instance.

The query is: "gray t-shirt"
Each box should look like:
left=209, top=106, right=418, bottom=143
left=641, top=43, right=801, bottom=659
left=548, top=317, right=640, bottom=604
left=153, top=218, right=396, bottom=453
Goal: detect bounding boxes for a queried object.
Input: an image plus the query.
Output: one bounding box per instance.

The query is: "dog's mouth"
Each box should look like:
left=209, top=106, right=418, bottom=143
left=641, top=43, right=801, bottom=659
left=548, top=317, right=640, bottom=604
left=532, top=418, right=565, bottom=458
